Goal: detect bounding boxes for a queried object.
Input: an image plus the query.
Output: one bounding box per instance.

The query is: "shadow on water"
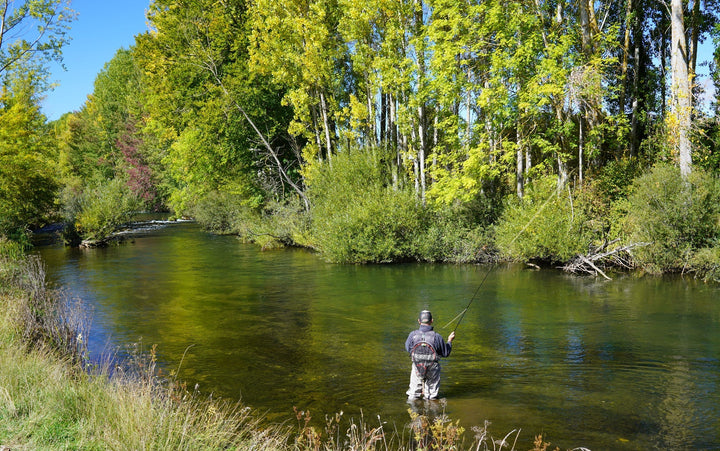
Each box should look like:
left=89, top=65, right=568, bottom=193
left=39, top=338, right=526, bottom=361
left=35, top=221, right=720, bottom=450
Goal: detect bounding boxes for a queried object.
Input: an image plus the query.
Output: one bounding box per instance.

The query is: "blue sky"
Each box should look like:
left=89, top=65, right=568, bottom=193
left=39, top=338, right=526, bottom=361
left=41, top=0, right=150, bottom=120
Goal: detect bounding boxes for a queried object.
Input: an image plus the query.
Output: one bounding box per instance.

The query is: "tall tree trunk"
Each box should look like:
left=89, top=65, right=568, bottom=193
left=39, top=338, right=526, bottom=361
left=311, top=106, right=324, bottom=161
left=630, top=45, right=640, bottom=156
left=466, top=68, right=472, bottom=151
left=414, top=0, right=427, bottom=200
left=319, top=91, right=332, bottom=162
left=670, top=0, right=692, bottom=177
left=578, top=113, right=584, bottom=184
left=380, top=91, right=387, bottom=144
left=661, top=26, right=668, bottom=117
left=525, top=128, right=532, bottom=185
left=579, top=0, right=594, bottom=56
left=516, top=124, right=524, bottom=198
left=619, top=0, right=633, bottom=116
left=689, top=0, right=700, bottom=79
left=390, top=93, right=397, bottom=149
left=367, top=82, right=376, bottom=146
left=418, top=104, right=426, bottom=201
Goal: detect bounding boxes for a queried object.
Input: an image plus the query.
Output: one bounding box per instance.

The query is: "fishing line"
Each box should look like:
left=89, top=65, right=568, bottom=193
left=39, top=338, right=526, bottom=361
left=442, top=263, right=494, bottom=332
left=443, top=182, right=562, bottom=332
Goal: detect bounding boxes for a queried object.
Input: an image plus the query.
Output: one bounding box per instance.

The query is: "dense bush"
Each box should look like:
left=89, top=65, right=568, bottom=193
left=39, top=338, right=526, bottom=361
left=191, top=190, right=244, bottom=234
left=193, top=190, right=311, bottom=250
left=71, top=178, right=141, bottom=243
left=307, top=149, right=428, bottom=263
left=312, top=183, right=426, bottom=263
left=622, top=163, right=720, bottom=273
left=418, top=200, right=497, bottom=263
left=689, top=246, right=720, bottom=283
left=494, top=176, right=601, bottom=263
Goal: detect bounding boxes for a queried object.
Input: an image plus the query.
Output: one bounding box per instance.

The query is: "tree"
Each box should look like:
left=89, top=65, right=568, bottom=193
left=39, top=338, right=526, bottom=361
left=670, top=0, right=693, bottom=177
left=0, top=0, right=74, bottom=240
left=0, top=0, right=74, bottom=75
left=0, top=65, right=57, bottom=238
left=136, top=0, right=298, bottom=215
left=248, top=0, right=346, bottom=166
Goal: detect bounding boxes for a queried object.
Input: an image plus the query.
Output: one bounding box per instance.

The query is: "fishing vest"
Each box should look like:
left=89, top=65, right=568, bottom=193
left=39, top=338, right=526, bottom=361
left=410, top=330, right=439, bottom=377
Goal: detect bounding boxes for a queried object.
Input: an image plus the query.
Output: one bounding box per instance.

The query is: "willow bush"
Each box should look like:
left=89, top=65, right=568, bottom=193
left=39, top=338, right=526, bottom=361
left=494, top=176, right=600, bottom=264
left=622, top=163, right=720, bottom=273
left=61, top=177, right=141, bottom=244
left=306, top=148, right=426, bottom=263
left=419, top=201, right=497, bottom=263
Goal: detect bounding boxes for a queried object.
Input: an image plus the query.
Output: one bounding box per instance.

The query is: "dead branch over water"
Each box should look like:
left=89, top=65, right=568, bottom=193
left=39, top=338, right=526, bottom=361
left=563, top=240, right=650, bottom=280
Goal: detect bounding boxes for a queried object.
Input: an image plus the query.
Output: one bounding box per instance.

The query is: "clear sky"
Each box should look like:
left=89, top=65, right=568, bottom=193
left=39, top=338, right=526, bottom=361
left=41, top=0, right=151, bottom=120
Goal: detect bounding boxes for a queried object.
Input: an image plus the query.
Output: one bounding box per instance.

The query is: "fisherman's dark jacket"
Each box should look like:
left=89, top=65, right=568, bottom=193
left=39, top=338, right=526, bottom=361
left=404, top=324, right=452, bottom=358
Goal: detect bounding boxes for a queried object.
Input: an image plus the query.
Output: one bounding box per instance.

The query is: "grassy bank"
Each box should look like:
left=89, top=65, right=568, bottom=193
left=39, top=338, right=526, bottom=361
left=0, top=238, right=569, bottom=450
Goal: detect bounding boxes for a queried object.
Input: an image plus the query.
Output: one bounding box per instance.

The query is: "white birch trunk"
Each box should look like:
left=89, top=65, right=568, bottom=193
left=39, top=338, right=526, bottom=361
left=319, top=91, right=332, bottom=163
left=516, top=126, right=524, bottom=198
left=670, top=0, right=692, bottom=178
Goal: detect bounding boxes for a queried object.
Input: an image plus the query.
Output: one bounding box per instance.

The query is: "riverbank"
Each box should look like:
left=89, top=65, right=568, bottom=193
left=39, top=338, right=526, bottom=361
left=1, top=238, right=565, bottom=450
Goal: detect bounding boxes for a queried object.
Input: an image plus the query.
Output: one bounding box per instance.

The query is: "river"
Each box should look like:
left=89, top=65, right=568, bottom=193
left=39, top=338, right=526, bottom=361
left=36, top=220, right=720, bottom=449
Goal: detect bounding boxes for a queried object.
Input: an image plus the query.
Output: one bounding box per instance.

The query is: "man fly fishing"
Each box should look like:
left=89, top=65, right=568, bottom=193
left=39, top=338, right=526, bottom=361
left=405, top=310, right=455, bottom=400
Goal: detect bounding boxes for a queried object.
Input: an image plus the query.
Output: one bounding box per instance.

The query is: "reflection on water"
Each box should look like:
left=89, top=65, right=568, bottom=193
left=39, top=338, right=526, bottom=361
left=36, top=222, right=720, bottom=449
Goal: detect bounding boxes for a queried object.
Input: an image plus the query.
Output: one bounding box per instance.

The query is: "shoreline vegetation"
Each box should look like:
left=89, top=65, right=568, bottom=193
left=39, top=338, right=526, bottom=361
left=0, top=238, right=580, bottom=450
left=53, top=158, right=720, bottom=285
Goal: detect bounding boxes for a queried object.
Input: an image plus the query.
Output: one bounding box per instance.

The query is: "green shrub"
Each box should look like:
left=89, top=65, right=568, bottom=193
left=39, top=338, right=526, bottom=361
left=191, top=190, right=244, bottom=234
left=0, top=236, right=25, bottom=291
left=689, top=245, right=720, bottom=283
left=0, top=236, right=24, bottom=261
left=253, top=198, right=311, bottom=249
left=313, top=184, right=425, bottom=263
left=307, top=148, right=427, bottom=263
left=623, top=163, right=720, bottom=272
left=192, top=190, right=311, bottom=250
left=74, top=178, right=141, bottom=243
left=594, top=157, right=646, bottom=203
left=494, top=176, right=600, bottom=263
left=418, top=201, right=497, bottom=263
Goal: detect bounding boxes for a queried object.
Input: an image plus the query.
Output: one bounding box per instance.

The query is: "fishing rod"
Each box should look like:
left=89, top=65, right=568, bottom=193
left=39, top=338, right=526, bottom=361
left=443, top=263, right=495, bottom=332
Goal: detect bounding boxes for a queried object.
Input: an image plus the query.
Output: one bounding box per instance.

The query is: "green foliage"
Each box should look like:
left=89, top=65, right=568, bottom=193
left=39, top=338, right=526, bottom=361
left=0, top=67, right=58, bottom=242
left=307, top=148, right=426, bottom=263
left=73, top=178, right=141, bottom=243
left=594, top=157, right=646, bottom=203
left=419, top=200, right=498, bottom=263
left=0, top=236, right=24, bottom=261
left=495, top=176, right=600, bottom=263
left=0, top=1, right=75, bottom=77
left=689, top=246, right=720, bottom=283
left=191, top=190, right=245, bottom=234
left=133, top=0, right=294, bottom=217
left=192, top=190, right=311, bottom=250
left=623, top=163, right=720, bottom=273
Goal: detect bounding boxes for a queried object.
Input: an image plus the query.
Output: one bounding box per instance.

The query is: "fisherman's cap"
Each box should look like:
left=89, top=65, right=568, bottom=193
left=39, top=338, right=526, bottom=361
left=419, top=310, right=433, bottom=324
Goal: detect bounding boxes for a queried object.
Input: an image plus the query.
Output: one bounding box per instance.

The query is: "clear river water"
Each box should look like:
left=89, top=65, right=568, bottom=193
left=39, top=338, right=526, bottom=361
left=36, top=220, right=720, bottom=449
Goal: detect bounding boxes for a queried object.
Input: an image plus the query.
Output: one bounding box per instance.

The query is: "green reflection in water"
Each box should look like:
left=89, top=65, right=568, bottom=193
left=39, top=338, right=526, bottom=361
left=37, top=222, right=720, bottom=450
